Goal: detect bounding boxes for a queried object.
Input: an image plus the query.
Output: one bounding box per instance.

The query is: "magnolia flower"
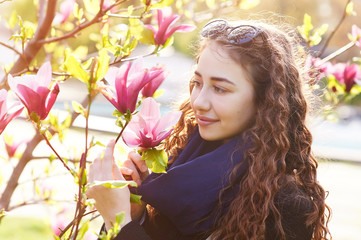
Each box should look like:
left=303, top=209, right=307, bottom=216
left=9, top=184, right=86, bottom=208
left=304, top=55, right=332, bottom=84
left=3, top=135, right=27, bottom=158
left=146, top=9, right=196, bottom=46
left=351, top=25, right=361, bottom=47
left=332, top=63, right=361, bottom=93
left=54, top=0, right=75, bottom=25
left=102, top=0, right=116, bottom=12
left=123, top=97, right=181, bottom=148
left=0, top=89, right=23, bottom=135
left=8, top=62, right=59, bottom=121
left=141, top=66, right=169, bottom=98
left=101, top=59, right=153, bottom=114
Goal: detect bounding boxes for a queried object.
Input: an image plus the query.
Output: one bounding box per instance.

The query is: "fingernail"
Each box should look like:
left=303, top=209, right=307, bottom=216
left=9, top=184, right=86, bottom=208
left=142, top=165, right=148, bottom=172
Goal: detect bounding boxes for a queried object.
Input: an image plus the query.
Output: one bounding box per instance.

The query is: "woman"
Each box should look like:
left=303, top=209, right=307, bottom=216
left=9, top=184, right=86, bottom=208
left=87, top=19, right=331, bottom=240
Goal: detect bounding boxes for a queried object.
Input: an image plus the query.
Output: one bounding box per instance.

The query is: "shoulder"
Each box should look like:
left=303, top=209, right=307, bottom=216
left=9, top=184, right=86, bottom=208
left=266, top=183, right=314, bottom=240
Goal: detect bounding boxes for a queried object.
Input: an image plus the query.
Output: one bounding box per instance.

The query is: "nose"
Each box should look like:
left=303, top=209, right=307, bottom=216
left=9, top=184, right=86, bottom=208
left=191, top=87, right=211, bottom=112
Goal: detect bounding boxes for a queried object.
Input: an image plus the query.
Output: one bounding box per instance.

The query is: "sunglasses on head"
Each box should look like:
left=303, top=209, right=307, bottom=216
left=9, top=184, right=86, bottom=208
left=201, top=19, right=264, bottom=45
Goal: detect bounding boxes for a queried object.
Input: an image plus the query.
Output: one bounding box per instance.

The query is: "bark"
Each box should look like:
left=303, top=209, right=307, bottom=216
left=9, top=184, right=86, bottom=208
left=0, top=0, right=57, bottom=89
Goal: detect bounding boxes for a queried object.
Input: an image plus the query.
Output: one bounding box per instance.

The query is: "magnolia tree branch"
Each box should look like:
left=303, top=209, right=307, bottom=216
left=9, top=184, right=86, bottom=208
left=317, top=0, right=352, bottom=57
left=39, top=0, right=128, bottom=45
left=0, top=95, right=90, bottom=214
left=0, top=132, right=43, bottom=212
left=0, top=42, right=27, bottom=62
left=0, top=0, right=57, bottom=89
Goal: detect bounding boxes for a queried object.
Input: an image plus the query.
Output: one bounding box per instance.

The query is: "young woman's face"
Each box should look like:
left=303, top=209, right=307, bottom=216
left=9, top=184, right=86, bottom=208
left=191, top=41, right=256, bottom=142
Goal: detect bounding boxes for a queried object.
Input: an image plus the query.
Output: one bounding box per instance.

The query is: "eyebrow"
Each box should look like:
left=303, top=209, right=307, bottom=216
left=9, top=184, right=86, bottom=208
left=194, top=71, right=235, bottom=85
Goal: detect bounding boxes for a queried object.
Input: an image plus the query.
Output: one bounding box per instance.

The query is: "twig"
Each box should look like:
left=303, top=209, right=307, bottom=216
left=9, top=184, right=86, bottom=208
left=58, top=210, right=98, bottom=238
left=0, top=42, right=27, bottom=63
left=0, top=0, right=57, bottom=89
left=110, top=47, right=159, bottom=66
left=7, top=199, right=73, bottom=211
left=317, top=0, right=352, bottom=57
left=0, top=0, right=11, bottom=4
left=115, top=120, right=129, bottom=143
left=107, top=13, right=143, bottom=19
left=39, top=0, right=128, bottom=45
left=317, top=41, right=355, bottom=66
left=42, top=134, right=73, bottom=175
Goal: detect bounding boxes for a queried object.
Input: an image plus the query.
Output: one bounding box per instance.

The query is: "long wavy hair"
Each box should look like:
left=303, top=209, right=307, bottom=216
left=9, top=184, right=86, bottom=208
left=163, top=19, right=331, bottom=239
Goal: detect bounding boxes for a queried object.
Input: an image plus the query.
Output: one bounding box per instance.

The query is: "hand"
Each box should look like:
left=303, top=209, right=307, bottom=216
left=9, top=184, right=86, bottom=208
left=86, top=139, right=133, bottom=230
left=122, top=150, right=150, bottom=221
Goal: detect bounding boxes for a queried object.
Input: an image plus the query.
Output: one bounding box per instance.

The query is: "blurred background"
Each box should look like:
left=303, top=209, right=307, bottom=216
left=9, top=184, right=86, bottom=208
left=0, top=0, right=361, bottom=239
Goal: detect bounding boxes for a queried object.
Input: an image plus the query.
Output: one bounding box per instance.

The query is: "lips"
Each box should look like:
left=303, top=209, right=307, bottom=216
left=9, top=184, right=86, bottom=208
left=196, top=115, right=219, bottom=126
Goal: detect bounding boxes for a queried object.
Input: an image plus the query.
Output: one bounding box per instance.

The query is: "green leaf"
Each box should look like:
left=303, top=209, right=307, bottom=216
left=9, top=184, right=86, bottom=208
left=113, top=109, right=123, bottom=118
left=346, top=2, right=356, bottom=16
left=327, top=75, right=345, bottom=94
left=130, top=193, right=142, bottom=204
left=90, top=180, right=138, bottom=188
left=64, top=54, right=90, bottom=84
left=83, top=0, right=99, bottom=16
left=95, top=49, right=110, bottom=82
left=142, top=148, right=168, bottom=173
left=206, top=0, right=216, bottom=9
left=115, top=118, right=124, bottom=128
left=29, top=111, right=40, bottom=123
left=8, top=11, right=18, bottom=29
left=0, top=208, right=7, bottom=218
left=151, top=0, right=174, bottom=8
left=239, top=0, right=260, bottom=9
left=161, top=36, right=174, bottom=49
left=23, top=21, right=35, bottom=39
left=72, top=101, right=86, bottom=116
left=77, top=220, right=89, bottom=240
left=129, top=18, right=155, bottom=45
left=152, top=89, right=164, bottom=98
left=297, top=13, right=313, bottom=40
left=310, top=24, right=328, bottom=46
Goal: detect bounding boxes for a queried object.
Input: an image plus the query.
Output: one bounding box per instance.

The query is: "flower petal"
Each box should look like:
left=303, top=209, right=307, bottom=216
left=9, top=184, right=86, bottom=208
left=139, top=98, right=160, bottom=125
left=16, top=84, right=45, bottom=118
left=153, top=111, right=181, bottom=136
left=122, top=130, right=141, bottom=148
left=165, top=24, right=196, bottom=40
left=37, top=61, right=52, bottom=88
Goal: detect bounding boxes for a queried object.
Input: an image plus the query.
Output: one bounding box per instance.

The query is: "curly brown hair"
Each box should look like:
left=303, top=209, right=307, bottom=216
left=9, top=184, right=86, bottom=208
left=164, top=20, right=331, bottom=239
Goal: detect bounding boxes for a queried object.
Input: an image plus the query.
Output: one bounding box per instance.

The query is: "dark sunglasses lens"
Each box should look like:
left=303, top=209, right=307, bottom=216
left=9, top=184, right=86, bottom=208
left=228, top=26, right=261, bottom=44
left=201, top=20, right=227, bottom=38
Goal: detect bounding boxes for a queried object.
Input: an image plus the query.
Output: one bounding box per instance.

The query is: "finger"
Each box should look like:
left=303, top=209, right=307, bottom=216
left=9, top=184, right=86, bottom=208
left=129, top=151, right=148, bottom=173
left=102, top=139, right=116, bottom=175
left=123, top=159, right=141, bottom=186
left=119, top=167, right=133, bottom=176
left=114, top=167, right=131, bottom=180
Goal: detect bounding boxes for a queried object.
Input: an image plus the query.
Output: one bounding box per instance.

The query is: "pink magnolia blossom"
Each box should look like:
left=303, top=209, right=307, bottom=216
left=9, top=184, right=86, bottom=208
left=146, top=9, right=196, bottom=45
left=100, top=59, right=154, bottom=114
left=351, top=25, right=361, bottom=47
left=8, top=62, right=60, bottom=121
left=332, top=63, right=361, bottom=93
left=0, top=89, right=23, bottom=135
left=3, top=136, right=28, bottom=158
left=102, top=0, right=116, bottom=13
left=54, top=0, right=75, bottom=24
left=123, top=98, right=181, bottom=148
left=304, top=55, right=332, bottom=84
left=50, top=206, right=69, bottom=236
left=141, top=66, right=169, bottom=98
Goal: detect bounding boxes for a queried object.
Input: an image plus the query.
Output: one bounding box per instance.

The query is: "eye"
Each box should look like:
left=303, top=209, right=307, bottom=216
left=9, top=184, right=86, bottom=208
left=191, top=79, right=202, bottom=88
left=214, top=85, right=227, bottom=93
